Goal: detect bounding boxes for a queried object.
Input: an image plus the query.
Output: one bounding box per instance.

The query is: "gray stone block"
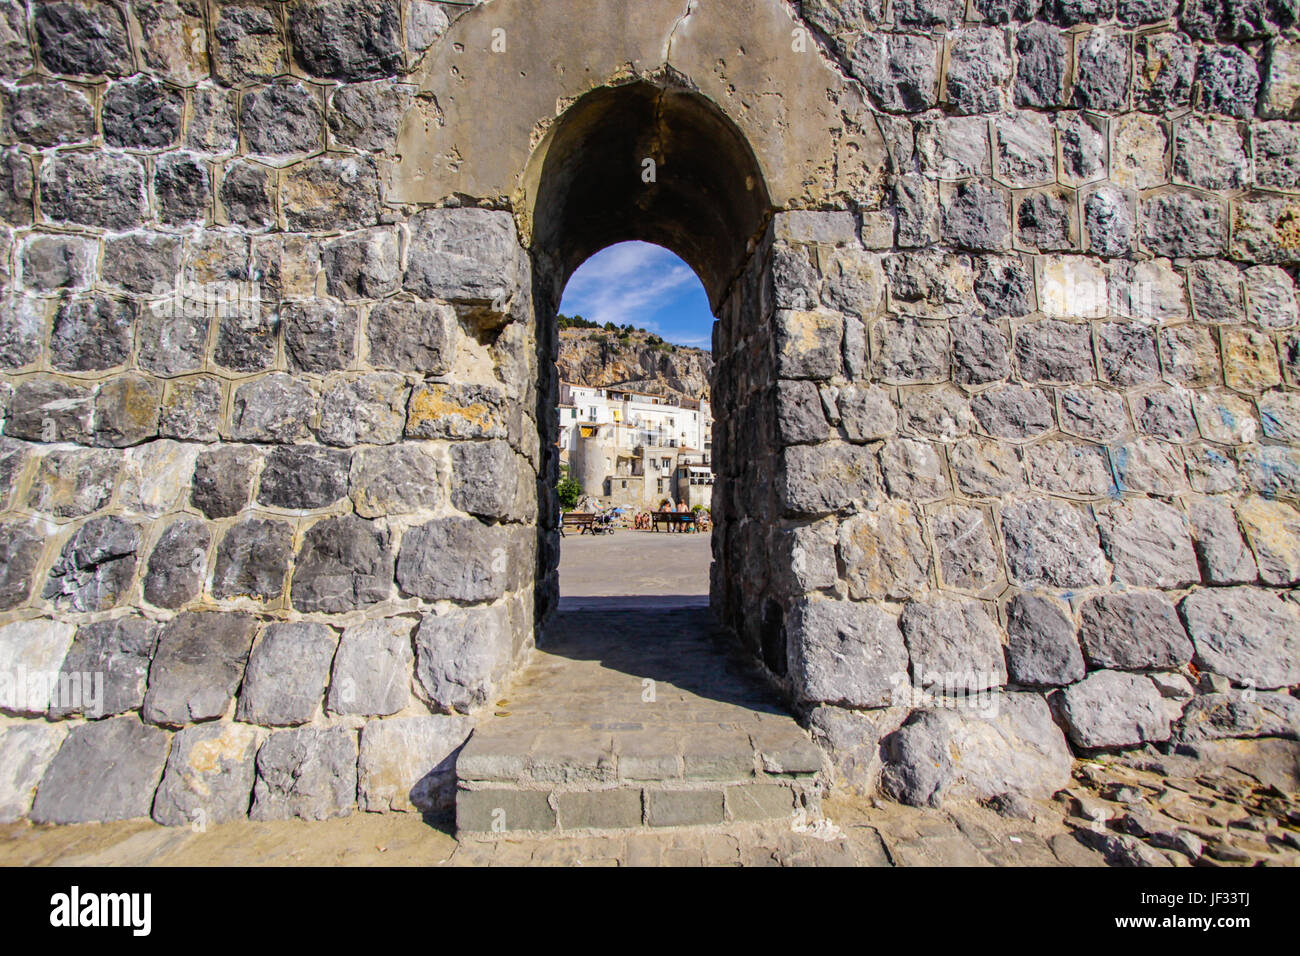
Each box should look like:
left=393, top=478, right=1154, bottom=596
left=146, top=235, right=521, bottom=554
left=30, top=717, right=169, bottom=824
left=143, top=611, right=258, bottom=726
left=251, top=726, right=357, bottom=821
left=237, top=622, right=338, bottom=727
left=152, top=722, right=260, bottom=827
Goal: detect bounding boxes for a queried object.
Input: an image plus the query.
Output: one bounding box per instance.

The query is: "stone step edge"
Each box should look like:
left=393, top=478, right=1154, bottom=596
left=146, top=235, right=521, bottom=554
left=455, top=780, right=821, bottom=835
left=457, top=769, right=822, bottom=787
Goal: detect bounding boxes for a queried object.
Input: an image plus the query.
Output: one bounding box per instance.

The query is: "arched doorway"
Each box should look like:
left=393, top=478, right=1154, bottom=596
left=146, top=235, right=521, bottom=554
left=522, top=78, right=774, bottom=658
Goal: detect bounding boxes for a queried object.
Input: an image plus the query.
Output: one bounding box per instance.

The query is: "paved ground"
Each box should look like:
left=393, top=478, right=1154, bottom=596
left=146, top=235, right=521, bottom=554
left=558, top=528, right=711, bottom=606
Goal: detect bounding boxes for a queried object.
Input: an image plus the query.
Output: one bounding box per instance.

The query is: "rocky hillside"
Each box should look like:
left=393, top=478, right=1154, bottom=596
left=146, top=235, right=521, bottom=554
left=556, top=327, right=712, bottom=401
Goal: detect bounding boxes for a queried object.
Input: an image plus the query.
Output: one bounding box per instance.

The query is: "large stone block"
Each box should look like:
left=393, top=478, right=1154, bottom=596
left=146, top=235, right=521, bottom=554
left=365, top=298, right=456, bottom=374
left=212, top=0, right=286, bottom=84
left=1180, top=587, right=1300, bottom=689
left=257, top=444, right=350, bottom=510
left=283, top=300, right=358, bottom=373
left=358, top=715, right=472, bottom=813
left=1004, top=592, right=1085, bottom=687
left=787, top=597, right=908, bottom=708
left=237, top=621, right=337, bottom=727
left=51, top=617, right=159, bottom=718
left=0, top=723, right=66, bottom=823
left=231, top=373, right=318, bottom=443
left=1001, top=498, right=1107, bottom=588
left=32, top=1, right=132, bottom=76
left=25, top=448, right=119, bottom=518
left=779, top=442, right=881, bottom=515
left=405, top=382, right=509, bottom=440
left=1096, top=499, right=1198, bottom=588
left=0, top=619, right=77, bottom=714
left=404, top=207, right=519, bottom=303
left=838, top=503, right=931, bottom=600
left=152, top=722, right=260, bottom=827
left=449, top=439, right=523, bottom=520
left=143, top=518, right=210, bottom=609
left=43, top=516, right=139, bottom=612
left=30, top=717, right=170, bottom=824
left=879, top=694, right=1072, bottom=807
left=900, top=597, right=1007, bottom=692
left=49, top=293, right=134, bottom=372
left=1078, top=592, right=1193, bottom=671
left=1234, top=498, right=1300, bottom=586
left=241, top=79, right=323, bottom=155
left=774, top=309, right=843, bottom=379
left=1057, top=670, right=1172, bottom=749
left=287, top=0, right=402, bottom=80
left=0, top=519, right=45, bottom=611
left=251, top=725, right=357, bottom=821
left=291, top=514, right=394, bottom=612
left=143, top=610, right=258, bottom=726
left=327, top=617, right=415, bottom=716
left=211, top=517, right=293, bottom=601
left=350, top=443, right=444, bottom=517
left=413, top=603, right=511, bottom=711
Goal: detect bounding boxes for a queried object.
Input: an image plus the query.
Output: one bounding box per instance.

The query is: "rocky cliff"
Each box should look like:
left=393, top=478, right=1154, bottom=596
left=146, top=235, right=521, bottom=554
left=556, top=328, right=713, bottom=401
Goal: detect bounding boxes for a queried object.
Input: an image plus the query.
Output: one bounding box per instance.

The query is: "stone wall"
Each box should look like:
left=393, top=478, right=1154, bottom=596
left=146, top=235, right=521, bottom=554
left=0, top=0, right=540, bottom=825
left=0, top=0, right=1298, bottom=825
left=748, top=0, right=1300, bottom=806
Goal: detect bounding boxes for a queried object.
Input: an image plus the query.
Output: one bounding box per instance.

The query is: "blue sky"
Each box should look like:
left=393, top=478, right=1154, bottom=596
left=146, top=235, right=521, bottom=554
left=558, top=241, right=715, bottom=350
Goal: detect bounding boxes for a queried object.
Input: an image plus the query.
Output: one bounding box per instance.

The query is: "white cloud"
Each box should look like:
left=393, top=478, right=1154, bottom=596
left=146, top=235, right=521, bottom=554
left=559, top=242, right=699, bottom=328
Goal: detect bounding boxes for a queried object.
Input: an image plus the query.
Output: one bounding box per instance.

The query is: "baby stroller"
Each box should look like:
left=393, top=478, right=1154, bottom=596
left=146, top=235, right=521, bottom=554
left=591, top=507, right=618, bottom=534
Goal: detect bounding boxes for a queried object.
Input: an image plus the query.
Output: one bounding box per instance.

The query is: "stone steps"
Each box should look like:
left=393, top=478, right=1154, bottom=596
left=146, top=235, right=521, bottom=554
left=454, top=607, right=825, bottom=836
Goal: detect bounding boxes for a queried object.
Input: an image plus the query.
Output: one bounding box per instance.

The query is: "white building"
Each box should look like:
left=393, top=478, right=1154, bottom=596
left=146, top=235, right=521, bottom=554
left=558, top=382, right=714, bottom=509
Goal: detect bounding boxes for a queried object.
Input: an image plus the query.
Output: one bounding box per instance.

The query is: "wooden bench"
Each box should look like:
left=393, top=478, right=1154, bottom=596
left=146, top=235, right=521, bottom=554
left=650, top=512, right=698, bottom=532
left=561, top=512, right=596, bottom=535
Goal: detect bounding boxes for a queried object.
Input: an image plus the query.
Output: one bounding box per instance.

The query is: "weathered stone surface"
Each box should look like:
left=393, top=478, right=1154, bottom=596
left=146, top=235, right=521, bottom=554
left=1059, top=112, right=1109, bottom=186
left=788, top=597, right=908, bottom=708
left=1245, top=264, right=1298, bottom=330
left=1231, top=194, right=1300, bottom=264
left=971, top=385, right=1053, bottom=441
left=1260, top=39, right=1300, bottom=119
left=25, top=448, right=118, bottom=518
left=1015, top=319, right=1093, bottom=382
left=318, top=373, right=408, bottom=447
left=349, top=444, right=443, bottom=518
left=288, top=0, right=402, bottom=79
left=1134, top=31, right=1195, bottom=112
left=1140, top=191, right=1227, bottom=257
left=0, top=619, right=77, bottom=713
left=154, top=154, right=210, bottom=224
left=188, top=85, right=238, bottom=151
left=251, top=726, right=357, bottom=821
left=329, top=80, right=410, bottom=150
left=30, top=717, right=169, bottom=824
left=43, top=516, right=139, bottom=612
left=237, top=621, right=337, bottom=726
left=1014, top=22, right=1067, bottom=108
left=328, top=617, right=415, bottom=716
left=775, top=379, right=829, bottom=444
left=143, top=517, right=210, bottom=609
left=1058, top=671, right=1172, bottom=749
left=219, top=160, right=276, bottom=228
left=838, top=503, right=930, bottom=600
left=211, top=517, right=292, bottom=601
left=1174, top=116, right=1248, bottom=191
left=871, top=317, right=949, bottom=383
left=1135, top=390, right=1198, bottom=442
left=134, top=0, right=209, bottom=85
left=281, top=155, right=378, bottom=231
left=291, top=514, right=393, bottom=613
left=943, top=28, right=1010, bottom=115
left=1235, top=497, right=1300, bottom=585
left=366, top=298, right=455, bottom=373
left=775, top=310, right=842, bottom=379
left=0, top=723, right=66, bottom=823
left=283, top=300, right=358, bottom=374
left=232, top=374, right=318, bottom=443
left=1059, top=387, right=1128, bottom=442
left=50, top=294, right=134, bottom=371
left=397, top=516, right=509, bottom=603
left=404, top=207, right=519, bottom=303
left=103, top=76, right=183, bottom=148
left=949, top=438, right=1026, bottom=497
left=159, top=378, right=223, bottom=443
left=1079, top=592, right=1193, bottom=671
left=92, top=375, right=161, bottom=448
left=3, top=82, right=95, bottom=147
left=414, top=603, right=511, bottom=712
left=837, top=384, right=896, bottom=441
left=0, top=519, right=44, bottom=610
left=931, top=504, right=1000, bottom=591
left=241, top=79, right=322, bottom=154
left=847, top=33, right=939, bottom=113
left=0, top=294, right=43, bottom=369
left=950, top=317, right=1010, bottom=385
left=212, top=1, right=285, bottom=84
left=878, top=438, right=947, bottom=501
left=32, top=1, right=132, bottom=76
left=900, top=386, right=972, bottom=441
left=214, top=308, right=278, bottom=374
left=0, top=148, right=33, bottom=225
left=1175, top=692, right=1300, bottom=743
left=1180, top=586, right=1300, bottom=689
left=1002, top=498, right=1107, bottom=588
left=1195, top=45, right=1260, bottom=117
left=1025, top=441, right=1112, bottom=496
left=880, top=694, right=1071, bottom=808
left=1005, top=592, right=1085, bottom=686
left=359, top=715, right=473, bottom=813
left=940, top=180, right=1011, bottom=250
left=0, top=0, right=32, bottom=77
left=257, top=445, right=350, bottom=510
left=51, top=617, right=159, bottom=718
left=450, top=439, right=523, bottom=520
left=1159, top=326, right=1220, bottom=387
left=780, top=442, right=882, bottom=514
left=152, top=722, right=260, bottom=827
left=406, top=383, right=508, bottom=441
left=1084, top=185, right=1134, bottom=257
left=321, top=228, right=400, bottom=300
left=191, top=445, right=260, bottom=519
left=1097, top=499, right=1199, bottom=588
left=143, top=611, right=258, bottom=726
left=1188, top=499, right=1258, bottom=585
left=901, top=597, right=1007, bottom=691
left=916, top=114, right=990, bottom=179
